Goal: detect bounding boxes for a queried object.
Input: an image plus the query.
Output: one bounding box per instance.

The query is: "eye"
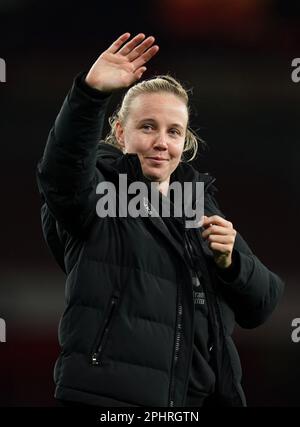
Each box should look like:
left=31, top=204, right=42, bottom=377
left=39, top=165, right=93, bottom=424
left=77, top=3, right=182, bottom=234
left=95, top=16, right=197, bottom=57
left=142, top=124, right=153, bottom=132
left=169, top=128, right=181, bottom=136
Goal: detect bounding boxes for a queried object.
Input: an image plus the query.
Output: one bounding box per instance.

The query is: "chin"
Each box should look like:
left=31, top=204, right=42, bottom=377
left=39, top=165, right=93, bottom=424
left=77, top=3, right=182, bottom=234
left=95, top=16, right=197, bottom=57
left=142, top=168, right=164, bottom=182
left=143, top=173, right=162, bottom=182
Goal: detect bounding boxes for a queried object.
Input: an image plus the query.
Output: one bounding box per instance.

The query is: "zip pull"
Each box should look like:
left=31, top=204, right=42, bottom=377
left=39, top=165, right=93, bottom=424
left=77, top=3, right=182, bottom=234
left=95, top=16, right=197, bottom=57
left=91, top=296, right=118, bottom=366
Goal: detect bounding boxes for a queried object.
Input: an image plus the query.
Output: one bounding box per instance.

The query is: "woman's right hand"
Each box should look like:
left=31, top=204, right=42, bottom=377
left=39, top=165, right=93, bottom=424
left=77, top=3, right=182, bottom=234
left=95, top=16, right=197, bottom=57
left=85, top=33, right=159, bottom=92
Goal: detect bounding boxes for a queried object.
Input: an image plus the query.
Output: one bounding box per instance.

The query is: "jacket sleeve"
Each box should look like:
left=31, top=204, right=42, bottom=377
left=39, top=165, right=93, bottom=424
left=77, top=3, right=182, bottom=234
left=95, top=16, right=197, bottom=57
left=204, top=188, right=285, bottom=329
left=36, top=71, right=112, bottom=237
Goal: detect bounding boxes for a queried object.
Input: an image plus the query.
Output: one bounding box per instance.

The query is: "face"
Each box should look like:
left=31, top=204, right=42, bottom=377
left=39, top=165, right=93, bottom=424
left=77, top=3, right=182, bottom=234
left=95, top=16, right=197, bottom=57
left=116, top=92, right=188, bottom=183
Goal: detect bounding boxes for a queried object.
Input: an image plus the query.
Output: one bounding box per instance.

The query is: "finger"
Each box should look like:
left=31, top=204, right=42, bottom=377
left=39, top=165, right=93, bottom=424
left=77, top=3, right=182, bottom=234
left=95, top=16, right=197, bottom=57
left=202, top=225, right=236, bottom=239
left=127, top=36, right=156, bottom=62
left=134, top=67, right=147, bottom=79
left=106, top=33, right=131, bottom=54
left=118, top=33, right=146, bottom=56
left=202, top=215, right=233, bottom=229
left=209, top=242, right=232, bottom=253
left=132, top=45, right=159, bottom=70
left=133, top=66, right=147, bottom=80
left=206, top=234, right=235, bottom=245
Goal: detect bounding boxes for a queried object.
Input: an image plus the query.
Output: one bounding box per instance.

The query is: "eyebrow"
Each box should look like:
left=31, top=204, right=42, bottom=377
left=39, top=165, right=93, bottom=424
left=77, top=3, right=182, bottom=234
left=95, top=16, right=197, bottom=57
left=137, top=118, right=185, bottom=130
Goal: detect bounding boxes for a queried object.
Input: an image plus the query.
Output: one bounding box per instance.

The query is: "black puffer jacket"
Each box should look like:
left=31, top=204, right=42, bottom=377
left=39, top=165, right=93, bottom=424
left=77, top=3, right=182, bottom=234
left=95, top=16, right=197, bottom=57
left=36, top=72, right=284, bottom=407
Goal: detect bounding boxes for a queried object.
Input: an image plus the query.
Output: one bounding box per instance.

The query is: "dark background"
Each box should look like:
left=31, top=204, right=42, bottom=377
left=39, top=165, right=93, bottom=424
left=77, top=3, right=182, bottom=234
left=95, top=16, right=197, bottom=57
left=0, top=0, right=299, bottom=406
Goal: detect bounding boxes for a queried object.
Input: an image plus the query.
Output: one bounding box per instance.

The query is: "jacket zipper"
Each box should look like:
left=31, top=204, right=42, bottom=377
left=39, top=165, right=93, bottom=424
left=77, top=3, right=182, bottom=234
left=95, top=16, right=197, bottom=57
left=92, top=296, right=119, bottom=366
left=168, top=228, right=197, bottom=407
left=183, top=231, right=215, bottom=399
left=168, top=283, right=183, bottom=407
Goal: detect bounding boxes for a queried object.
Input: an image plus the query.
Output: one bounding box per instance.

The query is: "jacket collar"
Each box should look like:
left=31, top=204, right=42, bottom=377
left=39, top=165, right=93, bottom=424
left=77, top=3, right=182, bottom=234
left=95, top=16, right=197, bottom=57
left=96, top=142, right=216, bottom=271
left=96, top=142, right=217, bottom=230
left=96, top=142, right=217, bottom=198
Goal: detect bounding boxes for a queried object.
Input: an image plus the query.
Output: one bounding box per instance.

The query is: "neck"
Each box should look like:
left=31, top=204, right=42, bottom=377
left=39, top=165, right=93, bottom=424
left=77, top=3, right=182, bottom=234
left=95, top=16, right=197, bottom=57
left=153, top=178, right=170, bottom=197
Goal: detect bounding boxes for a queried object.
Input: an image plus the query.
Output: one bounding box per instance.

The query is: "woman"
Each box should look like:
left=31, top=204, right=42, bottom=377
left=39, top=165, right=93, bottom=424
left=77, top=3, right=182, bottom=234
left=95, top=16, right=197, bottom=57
left=36, top=33, right=284, bottom=407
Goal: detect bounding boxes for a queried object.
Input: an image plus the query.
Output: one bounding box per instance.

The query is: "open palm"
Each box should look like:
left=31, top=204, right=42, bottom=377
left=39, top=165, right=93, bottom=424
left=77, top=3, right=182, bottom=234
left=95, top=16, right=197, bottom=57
left=85, top=33, right=159, bottom=92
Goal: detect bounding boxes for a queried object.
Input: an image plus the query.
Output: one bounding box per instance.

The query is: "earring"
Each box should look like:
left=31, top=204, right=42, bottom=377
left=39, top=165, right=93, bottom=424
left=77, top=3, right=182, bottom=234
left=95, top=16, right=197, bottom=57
left=123, top=147, right=127, bottom=155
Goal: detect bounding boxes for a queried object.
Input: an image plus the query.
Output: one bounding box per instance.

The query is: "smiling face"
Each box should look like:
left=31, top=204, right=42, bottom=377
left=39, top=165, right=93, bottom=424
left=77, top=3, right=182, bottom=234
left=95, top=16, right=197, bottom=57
left=115, top=92, right=188, bottom=184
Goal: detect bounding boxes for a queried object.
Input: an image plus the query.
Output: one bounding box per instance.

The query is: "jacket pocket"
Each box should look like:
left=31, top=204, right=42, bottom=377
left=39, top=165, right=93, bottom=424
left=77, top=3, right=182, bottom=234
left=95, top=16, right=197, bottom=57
left=91, top=295, right=119, bottom=366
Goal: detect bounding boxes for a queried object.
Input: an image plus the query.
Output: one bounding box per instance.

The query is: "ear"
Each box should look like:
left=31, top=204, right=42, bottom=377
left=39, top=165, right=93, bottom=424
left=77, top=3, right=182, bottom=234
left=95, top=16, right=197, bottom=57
left=115, top=120, right=125, bottom=151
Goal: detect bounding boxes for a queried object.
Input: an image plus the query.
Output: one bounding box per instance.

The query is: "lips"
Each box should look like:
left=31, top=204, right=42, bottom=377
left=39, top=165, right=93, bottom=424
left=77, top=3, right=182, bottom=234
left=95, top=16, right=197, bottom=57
left=146, top=157, right=169, bottom=162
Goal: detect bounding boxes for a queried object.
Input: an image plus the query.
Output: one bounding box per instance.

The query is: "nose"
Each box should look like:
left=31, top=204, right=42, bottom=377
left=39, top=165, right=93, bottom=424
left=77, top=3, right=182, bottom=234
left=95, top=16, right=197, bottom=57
left=153, top=132, right=168, bottom=151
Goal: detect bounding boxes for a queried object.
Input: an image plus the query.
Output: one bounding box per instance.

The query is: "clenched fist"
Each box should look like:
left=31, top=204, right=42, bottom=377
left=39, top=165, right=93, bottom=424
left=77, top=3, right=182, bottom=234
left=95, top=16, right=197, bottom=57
left=201, top=215, right=237, bottom=269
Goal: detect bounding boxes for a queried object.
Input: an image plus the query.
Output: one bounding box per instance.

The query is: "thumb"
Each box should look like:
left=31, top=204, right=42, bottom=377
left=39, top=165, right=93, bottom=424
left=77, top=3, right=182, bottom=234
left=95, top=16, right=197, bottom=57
left=197, top=215, right=207, bottom=227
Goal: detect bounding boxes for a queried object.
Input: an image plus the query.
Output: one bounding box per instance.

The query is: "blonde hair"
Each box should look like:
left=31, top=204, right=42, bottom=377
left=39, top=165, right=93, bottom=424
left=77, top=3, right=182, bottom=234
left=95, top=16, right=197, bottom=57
left=104, top=75, right=204, bottom=162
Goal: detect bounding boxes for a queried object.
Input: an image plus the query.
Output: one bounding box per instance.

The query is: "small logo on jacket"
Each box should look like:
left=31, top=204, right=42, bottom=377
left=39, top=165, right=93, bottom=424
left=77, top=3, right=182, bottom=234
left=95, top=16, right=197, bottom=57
left=143, top=197, right=157, bottom=216
left=193, top=290, right=205, bottom=305
left=192, top=276, right=205, bottom=305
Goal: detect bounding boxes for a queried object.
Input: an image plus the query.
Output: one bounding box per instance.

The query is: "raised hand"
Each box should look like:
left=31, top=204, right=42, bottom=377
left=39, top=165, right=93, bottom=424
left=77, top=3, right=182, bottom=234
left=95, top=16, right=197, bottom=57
left=85, top=33, right=159, bottom=92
